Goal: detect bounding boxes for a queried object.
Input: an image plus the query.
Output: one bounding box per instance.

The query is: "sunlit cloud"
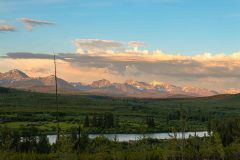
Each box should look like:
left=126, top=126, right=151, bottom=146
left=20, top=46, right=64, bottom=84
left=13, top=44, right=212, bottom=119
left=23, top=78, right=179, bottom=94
left=128, top=41, right=145, bottom=52
left=74, top=39, right=124, bottom=55
left=17, top=18, right=55, bottom=31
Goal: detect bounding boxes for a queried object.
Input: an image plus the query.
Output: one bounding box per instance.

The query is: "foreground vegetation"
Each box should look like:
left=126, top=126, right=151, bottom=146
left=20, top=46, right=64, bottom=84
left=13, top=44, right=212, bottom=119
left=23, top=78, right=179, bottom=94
left=1, top=117, right=240, bottom=160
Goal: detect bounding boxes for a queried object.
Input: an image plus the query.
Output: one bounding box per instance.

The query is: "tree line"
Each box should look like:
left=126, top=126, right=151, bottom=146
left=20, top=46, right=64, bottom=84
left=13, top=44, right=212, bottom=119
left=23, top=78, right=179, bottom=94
left=83, top=112, right=118, bottom=128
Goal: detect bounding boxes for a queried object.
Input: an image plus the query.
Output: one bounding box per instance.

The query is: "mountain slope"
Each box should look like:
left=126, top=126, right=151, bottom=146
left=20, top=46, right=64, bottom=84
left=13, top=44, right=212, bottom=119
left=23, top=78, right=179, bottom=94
left=0, top=69, right=223, bottom=98
left=0, top=70, right=75, bottom=93
left=0, top=69, right=29, bottom=80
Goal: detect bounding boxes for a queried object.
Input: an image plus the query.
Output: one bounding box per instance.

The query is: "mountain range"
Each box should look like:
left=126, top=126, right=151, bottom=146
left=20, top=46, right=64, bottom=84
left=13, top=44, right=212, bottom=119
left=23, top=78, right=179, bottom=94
left=0, top=69, right=237, bottom=98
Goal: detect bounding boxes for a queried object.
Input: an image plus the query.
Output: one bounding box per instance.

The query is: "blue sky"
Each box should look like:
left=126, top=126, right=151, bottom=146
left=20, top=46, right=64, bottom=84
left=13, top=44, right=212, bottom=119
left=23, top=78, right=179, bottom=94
left=1, top=0, right=240, bottom=55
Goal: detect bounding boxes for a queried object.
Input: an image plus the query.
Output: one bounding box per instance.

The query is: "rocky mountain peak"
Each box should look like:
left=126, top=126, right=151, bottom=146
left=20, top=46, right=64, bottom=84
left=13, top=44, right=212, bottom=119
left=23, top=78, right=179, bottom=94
left=91, top=79, right=111, bottom=88
left=125, top=80, right=152, bottom=91
left=150, top=81, right=165, bottom=86
left=0, top=69, right=29, bottom=80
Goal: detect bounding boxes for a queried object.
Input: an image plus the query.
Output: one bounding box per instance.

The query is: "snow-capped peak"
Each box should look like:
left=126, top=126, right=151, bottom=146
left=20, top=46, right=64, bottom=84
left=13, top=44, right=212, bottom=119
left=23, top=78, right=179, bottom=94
left=150, top=81, right=165, bottom=86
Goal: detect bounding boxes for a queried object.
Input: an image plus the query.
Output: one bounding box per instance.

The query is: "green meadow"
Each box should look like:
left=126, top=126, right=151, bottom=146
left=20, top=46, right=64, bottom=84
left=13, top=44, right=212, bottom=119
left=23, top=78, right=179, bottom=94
left=0, top=87, right=240, bottom=134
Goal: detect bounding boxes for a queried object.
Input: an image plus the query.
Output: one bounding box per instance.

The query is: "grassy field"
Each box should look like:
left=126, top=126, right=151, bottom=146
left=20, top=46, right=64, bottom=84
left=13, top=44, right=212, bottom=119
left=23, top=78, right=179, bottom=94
left=0, top=87, right=240, bottom=134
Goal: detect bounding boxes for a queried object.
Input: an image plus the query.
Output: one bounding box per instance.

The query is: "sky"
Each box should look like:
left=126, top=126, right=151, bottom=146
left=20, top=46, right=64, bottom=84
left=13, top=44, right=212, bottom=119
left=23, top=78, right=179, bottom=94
left=0, top=0, right=240, bottom=91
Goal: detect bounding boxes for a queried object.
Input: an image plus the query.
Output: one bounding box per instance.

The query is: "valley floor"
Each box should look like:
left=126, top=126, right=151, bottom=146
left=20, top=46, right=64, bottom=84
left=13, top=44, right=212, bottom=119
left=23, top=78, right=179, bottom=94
left=1, top=87, right=239, bottom=134
left=1, top=87, right=240, bottom=159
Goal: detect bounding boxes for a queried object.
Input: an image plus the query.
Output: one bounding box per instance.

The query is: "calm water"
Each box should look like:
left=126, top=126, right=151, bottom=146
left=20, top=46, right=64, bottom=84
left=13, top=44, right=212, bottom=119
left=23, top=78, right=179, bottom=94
left=47, top=131, right=208, bottom=144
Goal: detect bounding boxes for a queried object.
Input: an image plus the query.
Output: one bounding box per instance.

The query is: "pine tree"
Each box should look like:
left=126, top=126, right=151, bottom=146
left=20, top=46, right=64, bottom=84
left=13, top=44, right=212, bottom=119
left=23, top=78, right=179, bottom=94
left=146, top=116, right=155, bottom=128
left=92, top=113, right=97, bottom=127
left=97, top=115, right=104, bottom=128
left=84, top=115, right=89, bottom=127
left=37, top=135, right=51, bottom=153
left=104, top=112, right=114, bottom=128
left=207, top=120, right=212, bottom=136
left=115, top=115, right=120, bottom=127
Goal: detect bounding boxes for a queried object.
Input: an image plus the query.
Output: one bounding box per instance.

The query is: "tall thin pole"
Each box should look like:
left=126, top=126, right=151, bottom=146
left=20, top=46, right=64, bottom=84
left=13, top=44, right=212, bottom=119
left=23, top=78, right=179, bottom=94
left=54, top=54, right=60, bottom=141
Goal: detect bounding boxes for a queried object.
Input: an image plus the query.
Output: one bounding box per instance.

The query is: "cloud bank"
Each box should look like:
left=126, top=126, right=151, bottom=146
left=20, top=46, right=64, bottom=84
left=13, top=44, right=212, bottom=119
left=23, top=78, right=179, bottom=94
left=1, top=39, right=240, bottom=91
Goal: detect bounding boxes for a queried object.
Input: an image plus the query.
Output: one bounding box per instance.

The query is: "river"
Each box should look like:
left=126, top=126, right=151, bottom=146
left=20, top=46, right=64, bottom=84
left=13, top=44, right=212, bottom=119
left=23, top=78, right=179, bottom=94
left=46, top=131, right=208, bottom=144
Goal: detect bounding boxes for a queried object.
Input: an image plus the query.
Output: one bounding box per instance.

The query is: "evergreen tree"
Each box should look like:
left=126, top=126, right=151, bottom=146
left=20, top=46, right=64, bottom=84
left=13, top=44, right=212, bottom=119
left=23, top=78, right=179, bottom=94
left=207, top=120, right=212, bottom=136
left=11, top=130, right=21, bottom=152
left=97, top=115, right=104, bottom=128
left=92, top=113, right=97, bottom=127
left=115, top=115, right=120, bottom=127
left=84, top=115, right=89, bottom=128
left=37, top=135, right=51, bottom=154
left=0, top=126, right=13, bottom=150
left=104, top=112, right=114, bottom=128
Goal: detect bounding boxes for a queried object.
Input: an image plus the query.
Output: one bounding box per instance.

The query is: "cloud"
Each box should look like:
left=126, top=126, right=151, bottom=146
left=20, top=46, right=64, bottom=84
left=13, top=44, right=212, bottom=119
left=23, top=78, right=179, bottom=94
left=74, top=39, right=148, bottom=55
left=3, top=51, right=240, bottom=78
left=124, top=65, right=141, bottom=75
left=17, top=18, right=54, bottom=31
left=2, top=39, right=240, bottom=91
left=128, top=41, right=145, bottom=52
left=0, top=24, right=16, bottom=32
left=74, top=39, right=124, bottom=54
left=128, top=41, right=145, bottom=47
left=3, top=52, right=63, bottom=60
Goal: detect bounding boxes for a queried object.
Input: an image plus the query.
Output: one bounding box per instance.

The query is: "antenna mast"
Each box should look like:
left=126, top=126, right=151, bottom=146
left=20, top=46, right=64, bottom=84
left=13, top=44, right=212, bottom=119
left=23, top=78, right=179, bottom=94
left=54, top=54, right=60, bottom=141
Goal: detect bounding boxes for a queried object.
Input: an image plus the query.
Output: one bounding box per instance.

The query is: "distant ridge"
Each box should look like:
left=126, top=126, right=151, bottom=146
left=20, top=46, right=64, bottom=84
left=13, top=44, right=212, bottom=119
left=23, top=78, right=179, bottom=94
left=0, top=69, right=236, bottom=98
